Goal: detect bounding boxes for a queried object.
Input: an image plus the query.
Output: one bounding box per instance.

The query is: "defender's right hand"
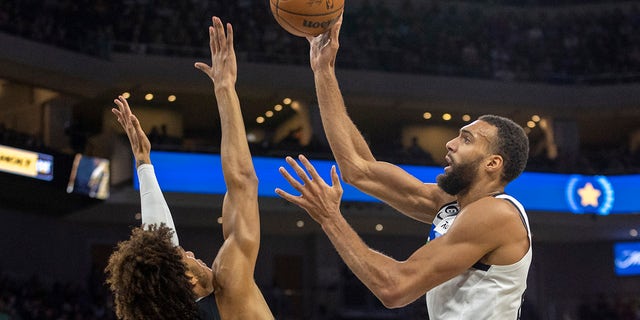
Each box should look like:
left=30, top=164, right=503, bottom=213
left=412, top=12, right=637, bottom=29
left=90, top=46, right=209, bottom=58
left=112, top=96, right=151, bottom=166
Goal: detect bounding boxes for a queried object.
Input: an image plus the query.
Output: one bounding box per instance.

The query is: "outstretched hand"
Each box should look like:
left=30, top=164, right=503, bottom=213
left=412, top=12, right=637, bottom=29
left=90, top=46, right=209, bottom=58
left=195, top=16, right=237, bottom=90
left=112, top=96, right=151, bottom=166
left=307, top=14, right=342, bottom=72
left=275, top=155, right=344, bottom=225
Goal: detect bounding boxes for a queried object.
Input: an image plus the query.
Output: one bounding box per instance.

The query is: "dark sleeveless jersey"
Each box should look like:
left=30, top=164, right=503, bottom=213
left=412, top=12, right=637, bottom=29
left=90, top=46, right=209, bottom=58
left=197, top=293, right=221, bottom=320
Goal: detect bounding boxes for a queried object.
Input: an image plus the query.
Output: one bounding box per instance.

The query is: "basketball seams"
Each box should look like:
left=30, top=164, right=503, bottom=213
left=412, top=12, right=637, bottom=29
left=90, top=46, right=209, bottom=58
left=275, top=12, right=308, bottom=37
left=272, top=0, right=309, bottom=37
left=275, top=5, right=344, bottom=17
left=271, top=0, right=344, bottom=37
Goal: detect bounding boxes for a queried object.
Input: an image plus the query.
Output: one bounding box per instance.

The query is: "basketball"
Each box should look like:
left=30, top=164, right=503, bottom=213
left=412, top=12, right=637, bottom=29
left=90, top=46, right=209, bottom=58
left=270, top=0, right=344, bottom=37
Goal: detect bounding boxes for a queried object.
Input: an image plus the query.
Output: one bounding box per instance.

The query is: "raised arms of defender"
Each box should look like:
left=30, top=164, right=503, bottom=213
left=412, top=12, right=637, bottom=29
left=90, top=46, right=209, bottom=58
left=307, top=16, right=454, bottom=223
left=195, top=17, right=273, bottom=318
left=112, top=96, right=179, bottom=245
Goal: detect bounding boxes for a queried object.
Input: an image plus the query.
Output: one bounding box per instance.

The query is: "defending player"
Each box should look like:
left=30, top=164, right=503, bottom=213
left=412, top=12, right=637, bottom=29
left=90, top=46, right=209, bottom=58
left=105, top=17, right=274, bottom=320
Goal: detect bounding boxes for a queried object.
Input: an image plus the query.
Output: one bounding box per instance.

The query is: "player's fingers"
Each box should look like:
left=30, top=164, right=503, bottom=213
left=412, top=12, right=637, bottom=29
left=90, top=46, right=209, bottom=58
left=285, top=156, right=311, bottom=183
left=112, top=110, right=125, bottom=128
left=298, top=155, right=325, bottom=184
left=226, top=23, right=234, bottom=51
left=119, top=95, right=130, bottom=109
left=113, top=98, right=131, bottom=125
left=330, top=165, right=343, bottom=192
left=124, top=116, right=137, bottom=134
left=212, top=17, right=223, bottom=54
left=114, top=98, right=124, bottom=112
left=217, top=20, right=227, bottom=53
left=194, top=62, right=211, bottom=72
left=118, top=96, right=132, bottom=119
left=120, top=95, right=130, bottom=107
left=207, top=25, right=216, bottom=59
left=130, top=114, right=141, bottom=128
left=275, top=188, right=303, bottom=206
left=278, top=166, right=304, bottom=192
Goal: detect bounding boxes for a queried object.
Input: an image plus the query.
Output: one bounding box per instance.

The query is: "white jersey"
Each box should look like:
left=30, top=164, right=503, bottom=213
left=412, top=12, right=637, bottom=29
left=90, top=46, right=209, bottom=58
left=426, top=193, right=532, bottom=320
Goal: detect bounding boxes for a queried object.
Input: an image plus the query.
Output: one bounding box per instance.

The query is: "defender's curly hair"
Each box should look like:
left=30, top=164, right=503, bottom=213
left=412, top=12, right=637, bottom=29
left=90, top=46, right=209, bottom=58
left=105, top=224, right=198, bottom=320
left=479, top=115, right=530, bottom=183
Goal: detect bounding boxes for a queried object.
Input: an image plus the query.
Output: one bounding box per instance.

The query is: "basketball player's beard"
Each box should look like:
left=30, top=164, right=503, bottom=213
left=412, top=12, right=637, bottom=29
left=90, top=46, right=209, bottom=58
left=436, top=158, right=480, bottom=196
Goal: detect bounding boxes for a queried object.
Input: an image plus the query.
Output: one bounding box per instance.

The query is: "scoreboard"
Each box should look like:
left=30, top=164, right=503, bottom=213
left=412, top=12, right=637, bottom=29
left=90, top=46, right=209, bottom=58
left=0, top=144, right=53, bottom=181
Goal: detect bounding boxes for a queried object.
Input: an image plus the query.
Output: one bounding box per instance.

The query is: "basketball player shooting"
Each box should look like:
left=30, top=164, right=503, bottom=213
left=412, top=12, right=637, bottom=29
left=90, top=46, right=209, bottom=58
left=106, top=17, right=273, bottom=320
left=275, top=15, right=532, bottom=319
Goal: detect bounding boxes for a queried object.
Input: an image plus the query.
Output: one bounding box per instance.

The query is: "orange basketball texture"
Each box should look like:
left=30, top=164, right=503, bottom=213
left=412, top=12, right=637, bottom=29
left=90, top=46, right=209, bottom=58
left=270, top=0, right=344, bottom=37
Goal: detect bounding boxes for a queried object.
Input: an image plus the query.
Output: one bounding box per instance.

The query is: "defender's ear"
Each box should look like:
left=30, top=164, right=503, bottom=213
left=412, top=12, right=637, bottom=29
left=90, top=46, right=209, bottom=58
left=186, top=271, right=198, bottom=286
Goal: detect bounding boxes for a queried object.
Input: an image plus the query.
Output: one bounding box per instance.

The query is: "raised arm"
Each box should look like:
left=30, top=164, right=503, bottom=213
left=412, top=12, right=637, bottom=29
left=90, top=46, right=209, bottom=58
left=276, top=156, right=513, bottom=308
left=112, top=96, right=179, bottom=245
left=195, top=17, right=260, bottom=286
left=308, top=17, right=452, bottom=223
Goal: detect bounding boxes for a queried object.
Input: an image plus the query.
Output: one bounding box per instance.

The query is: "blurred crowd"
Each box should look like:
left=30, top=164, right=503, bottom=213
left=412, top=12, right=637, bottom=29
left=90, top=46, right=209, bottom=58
left=0, top=268, right=427, bottom=320
left=577, top=293, right=640, bottom=320
left=0, top=123, right=43, bottom=151
left=1, top=0, right=640, bottom=84
left=0, top=270, right=114, bottom=320
left=1, top=0, right=640, bottom=173
left=2, top=268, right=639, bottom=320
left=459, top=0, right=635, bottom=5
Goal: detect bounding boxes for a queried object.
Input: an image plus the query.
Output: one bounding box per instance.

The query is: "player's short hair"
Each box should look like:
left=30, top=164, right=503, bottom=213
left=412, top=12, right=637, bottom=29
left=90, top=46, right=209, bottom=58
left=479, top=115, right=529, bottom=183
left=105, top=224, right=198, bottom=320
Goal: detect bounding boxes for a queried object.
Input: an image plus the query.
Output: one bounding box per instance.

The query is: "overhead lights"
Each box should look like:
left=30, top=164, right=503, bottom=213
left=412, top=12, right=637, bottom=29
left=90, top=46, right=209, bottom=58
left=631, top=229, right=638, bottom=237
left=423, top=112, right=473, bottom=122
left=531, top=115, right=541, bottom=122
left=527, top=121, right=536, bottom=128
left=258, top=97, right=298, bottom=125
left=121, top=92, right=177, bottom=103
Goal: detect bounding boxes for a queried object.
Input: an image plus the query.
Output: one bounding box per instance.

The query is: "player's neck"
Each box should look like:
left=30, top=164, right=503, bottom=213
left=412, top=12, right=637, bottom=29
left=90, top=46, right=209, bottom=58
left=456, top=181, right=504, bottom=208
left=194, top=284, right=214, bottom=300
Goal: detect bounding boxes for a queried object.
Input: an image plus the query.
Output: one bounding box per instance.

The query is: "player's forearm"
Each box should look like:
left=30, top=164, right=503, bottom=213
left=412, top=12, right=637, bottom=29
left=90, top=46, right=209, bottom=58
left=135, top=154, right=151, bottom=168
left=215, top=85, right=257, bottom=188
left=320, top=214, right=405, bottom=308
left=135, top=156, right=151, bottom=168
left=314, top=70, right=376, bottom=178
left=138, top=164, right=179, bottom=245
left=214, top=84, right=260, bottom=249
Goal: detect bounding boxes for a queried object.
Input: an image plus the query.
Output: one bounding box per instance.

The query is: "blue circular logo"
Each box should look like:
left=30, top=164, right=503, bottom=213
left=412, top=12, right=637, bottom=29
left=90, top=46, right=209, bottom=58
left=566, top=175, right=615, bottom=215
